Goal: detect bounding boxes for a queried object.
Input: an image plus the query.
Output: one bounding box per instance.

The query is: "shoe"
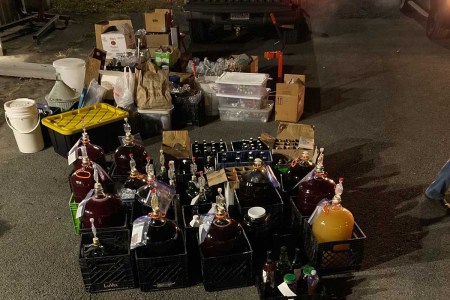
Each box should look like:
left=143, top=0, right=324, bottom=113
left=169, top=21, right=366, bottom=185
left=424, top=193, right=450, bottom=209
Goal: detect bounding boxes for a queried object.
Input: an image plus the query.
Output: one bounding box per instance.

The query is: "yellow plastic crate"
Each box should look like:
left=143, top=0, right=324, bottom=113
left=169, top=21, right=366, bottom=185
left=42, top=103, right=128, bottom=135
left=41, top=104, right=128, bottom=157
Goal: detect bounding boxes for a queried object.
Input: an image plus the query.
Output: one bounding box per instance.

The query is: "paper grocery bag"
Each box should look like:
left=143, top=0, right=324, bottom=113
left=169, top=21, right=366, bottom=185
left=135, top=61, right=172, bottom=109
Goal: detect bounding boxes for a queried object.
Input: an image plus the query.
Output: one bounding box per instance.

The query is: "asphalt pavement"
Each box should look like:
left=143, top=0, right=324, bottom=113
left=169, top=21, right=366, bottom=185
left=0, top=0, right=449, bottom=299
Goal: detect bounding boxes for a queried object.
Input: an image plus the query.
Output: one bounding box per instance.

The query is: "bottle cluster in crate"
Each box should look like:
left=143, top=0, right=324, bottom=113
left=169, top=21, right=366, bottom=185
left=274, top=138, right=312, bottom=150
left=67, top=120, right=365, bottom=295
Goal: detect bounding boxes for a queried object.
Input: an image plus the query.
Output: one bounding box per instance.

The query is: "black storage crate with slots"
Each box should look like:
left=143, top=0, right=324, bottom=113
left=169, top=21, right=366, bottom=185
left=41, top=103, right=128, bottom=157
left=78, top=229, right=135, bottom=293
left=216, top=150, right=273, bottom=169
left=192, top=140, right=228, bottom=170
left=79, top=213, right=129, bottom=234
left=172, top=91, right=206, bottom=128
left=198, top=230, right=254, bottom=292
left=134, top=231, right=189, bottom=292
left=231, top=139, right=269, bottom=151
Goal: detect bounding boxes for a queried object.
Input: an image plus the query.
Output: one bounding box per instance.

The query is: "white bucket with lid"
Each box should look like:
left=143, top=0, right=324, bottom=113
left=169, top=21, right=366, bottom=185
left=53, top=58, right=86, bottom=93
left=4, top=98, right=44, bottom=153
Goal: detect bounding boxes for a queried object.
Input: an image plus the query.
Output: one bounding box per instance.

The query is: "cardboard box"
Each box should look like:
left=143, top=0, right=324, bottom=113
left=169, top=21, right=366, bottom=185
left=95, top=19, right=133, bottom=51
left=154, top=46, right=181, bottom=67
left=261, top=122, right=315, bottom=161
left=162, top=130, right=191, bottom=162
left=84, top=48, right=106, bottom=87
left=275, top=74, right=305, bottom=122
left=101, top=23, right=136, bottom=59
left=145, top=9, right=171, bottom=33
left=145, top=33, right=171, bottom=48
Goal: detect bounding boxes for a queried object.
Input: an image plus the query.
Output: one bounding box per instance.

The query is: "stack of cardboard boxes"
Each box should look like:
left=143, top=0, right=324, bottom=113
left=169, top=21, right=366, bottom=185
left=144, top=9, right=180, bottom=67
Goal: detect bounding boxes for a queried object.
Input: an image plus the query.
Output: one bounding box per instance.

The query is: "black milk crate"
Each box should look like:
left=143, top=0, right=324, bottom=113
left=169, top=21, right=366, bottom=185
left=176, top=172, right=193, bottom=205
left=181, top=203, right=215, bottom=285
left=289, top=197, right=310, bottom=242
left=131, top=196, right=181, bottom=226
left=79, top=212, right=129, bottom=234
left=231, top=139, right=269, bottom=151
left=135, top=231, right=189, bottom=292
left=234, top=188, right=284, bottom=227
left=108, top=162, right=129, bottom=184
left=172, top=93, right=206, bottom=128
left=303, top=221, right=366, bottom=276
left=216, top=150, right=273, bottom=169
left=191, top=141, right=228, bottom=170
left=198, top=230, right=254, bottom=291
left=78, top=229, right=135, bottom=293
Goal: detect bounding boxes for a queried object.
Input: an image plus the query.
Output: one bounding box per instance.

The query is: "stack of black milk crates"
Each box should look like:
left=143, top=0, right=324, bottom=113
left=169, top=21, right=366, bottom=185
left=78, top=229, right=135, bottom=293
left=181, top=203, right=254, bottom=291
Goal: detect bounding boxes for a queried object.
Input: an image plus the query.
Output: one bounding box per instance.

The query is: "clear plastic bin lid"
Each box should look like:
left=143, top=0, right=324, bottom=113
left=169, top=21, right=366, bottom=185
left=216, top=88, right=270, bottom=100
left=215, top=72, right=269, bottom=86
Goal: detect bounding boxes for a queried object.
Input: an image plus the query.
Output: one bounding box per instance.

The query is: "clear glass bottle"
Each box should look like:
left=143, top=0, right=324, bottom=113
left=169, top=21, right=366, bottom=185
left=82, top=218, right=106, bottom=258
left=114, top=118, right=148, bottom=175
left=157, top=165, right=168, bottom=183
left=312, top=178, right=354, bottom=248
left=81, top=179, right=125, bottom=229
left=70, top=146, right=112, bottom=203
left=136, top=162, right=157, bottom=207
left=73, top=124, right=107, bottom=171
left=196, top=171, right=209, bottom=204
left=204, top=155, right=215, bottom=174
left=262, top=250, right=276, bottom=296
left=275, top=246, right=292, bottom=285
left=190, top=157, right=198, bottom=174
left=295, top=148, right=336, bottom=216
left=200, top=204, right=243, bottom=257
left=285, top=151, right=315, bottom=191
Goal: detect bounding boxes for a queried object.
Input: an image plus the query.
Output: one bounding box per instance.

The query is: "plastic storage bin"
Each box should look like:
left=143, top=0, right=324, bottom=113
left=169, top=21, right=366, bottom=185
left=217, top=89, right=269, bottom=109
left=41, top=103, right=128, bottom=157
left=215, top=72, right=268, bottom=97
left=79, top=229, right=135, bottom=293
left=138, top=106, right=174, bottom=139
left=218, top=100, right=273, bottom=122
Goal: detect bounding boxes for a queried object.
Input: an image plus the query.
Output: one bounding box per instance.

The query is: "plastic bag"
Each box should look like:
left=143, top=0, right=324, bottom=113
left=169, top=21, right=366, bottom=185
left=114, top=66, right=135, bottom=108
left=82, top=79, right=107, bottom=107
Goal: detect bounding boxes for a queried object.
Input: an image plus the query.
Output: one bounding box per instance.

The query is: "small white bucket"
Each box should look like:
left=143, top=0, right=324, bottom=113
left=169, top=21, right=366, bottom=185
left=4, top=98, right=44, bottom=153
left=53, top=58, right=86, bottom=93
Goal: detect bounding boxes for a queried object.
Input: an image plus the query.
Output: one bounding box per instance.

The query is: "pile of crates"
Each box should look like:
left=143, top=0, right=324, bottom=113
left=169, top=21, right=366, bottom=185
left=216, top=72, right=274, bottom=123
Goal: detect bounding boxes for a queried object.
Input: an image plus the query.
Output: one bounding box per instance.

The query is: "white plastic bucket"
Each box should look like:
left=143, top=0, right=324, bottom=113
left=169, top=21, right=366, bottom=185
left=53, top=58, right=86, bottom=93
left=4, top=98, right=44, bottom=153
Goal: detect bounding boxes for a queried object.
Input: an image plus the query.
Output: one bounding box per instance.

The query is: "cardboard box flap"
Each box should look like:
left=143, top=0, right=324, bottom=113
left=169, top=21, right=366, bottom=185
left=284, top=74, right=305, bottom=85
left=276, top=122, right=315, bottom=150
left=260, top=132, right=276, bottom=149
left=162, top=130, right=191, bottom=159
left=206, top=169, right=228, bottom=186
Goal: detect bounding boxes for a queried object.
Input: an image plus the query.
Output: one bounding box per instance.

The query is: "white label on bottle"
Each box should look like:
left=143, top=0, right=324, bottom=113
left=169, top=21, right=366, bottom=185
left=277, top=282, right=297, bottom=297
left=190, top=194, right=200, bottom=205
left=67, top=139, right=80, bottom=165
left=262, top=270, right=268, bottom=283
left=75, top=189, right=94, bottom=218
left=130, top=223, right=145, bottom=249
left=198, top=224, right=205, bottom=244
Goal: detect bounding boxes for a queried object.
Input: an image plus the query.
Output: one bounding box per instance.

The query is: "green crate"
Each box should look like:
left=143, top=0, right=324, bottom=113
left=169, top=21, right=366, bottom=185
left=69, top=194, right=80, bottom=235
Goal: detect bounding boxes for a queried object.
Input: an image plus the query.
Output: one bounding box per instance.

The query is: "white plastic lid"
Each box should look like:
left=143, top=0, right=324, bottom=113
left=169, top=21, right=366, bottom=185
left=215, top=72, right=268, bottom=86
left=248, top=207, right=266, bottom=219
left=53, top=58, right=86, bottom=69
left=4, top=98, right=36, bottom=111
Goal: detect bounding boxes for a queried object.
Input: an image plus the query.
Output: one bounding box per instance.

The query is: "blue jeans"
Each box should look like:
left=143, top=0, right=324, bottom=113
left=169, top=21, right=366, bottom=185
left=425, top=160, right=450, bottom=201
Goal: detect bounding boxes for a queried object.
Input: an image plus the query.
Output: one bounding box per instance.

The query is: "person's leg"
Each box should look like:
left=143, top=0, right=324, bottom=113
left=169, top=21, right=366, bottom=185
left=425, top=159, right=450, bottom=201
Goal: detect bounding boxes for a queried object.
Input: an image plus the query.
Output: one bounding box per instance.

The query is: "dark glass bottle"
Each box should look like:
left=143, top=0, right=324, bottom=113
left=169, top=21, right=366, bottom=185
left=114, top=118, right=148, bottom=175
left=275, top=246, right=292, bottom=285
left=81, top=182, right=125, bottom=229
left=70, top=146, right=112, bottom=203
left=262, top=250, right=276, bottom=296
left=141, top=191, right=181, bottom=256
left=239, top=158, right=272, bottom=206
left=186, top=174, right=199, bottom=201
left=295, top=149, right=335, bottom=216
left=285, top=151, right=315, bottom=191
left=200, top=204, right=243, bottom=257
left=73, top=126, right=107, bottom=171
left=242, top=206, right=272, bottom=236
left=123, top=154, right=147, bottom=190
left=292, top=248, right=302, bottom=280
left=204, top=155, right=215, bottom=174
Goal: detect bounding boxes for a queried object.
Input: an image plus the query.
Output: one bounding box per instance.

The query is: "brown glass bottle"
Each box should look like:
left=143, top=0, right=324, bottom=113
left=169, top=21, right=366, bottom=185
left=262, top=250, right=276, bottom=296
left=80, top=183, right=126, bottom=229
left=73, top=129, right=107, bottom=171
left=114, top=119, right=148, bottom=175
left=200, top=205, right=243, bottom=257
